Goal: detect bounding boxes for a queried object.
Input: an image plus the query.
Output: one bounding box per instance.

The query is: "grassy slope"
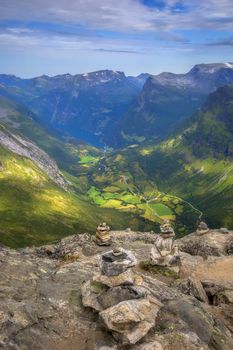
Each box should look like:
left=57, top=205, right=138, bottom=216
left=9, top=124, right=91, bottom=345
left=0, top=97, right=144, bottom=247
left=81, top=147, right=198, bottom=235
left=0, top=96, right=101, bottom=175
left=133, top=140, right=233, bottom=229
left=0, top=145, right=139, bottom=248
left=121, top=85, right=233, bottom=230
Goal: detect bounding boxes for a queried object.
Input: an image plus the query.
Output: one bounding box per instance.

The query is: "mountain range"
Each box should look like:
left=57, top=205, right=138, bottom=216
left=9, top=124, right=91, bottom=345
left=0, top=70, right=147, bottom=147
left=0, top=63, right=232, bottom=246
left=1, top=63, right=233, bottom=148
left=111, top=62, right=233, bottom=146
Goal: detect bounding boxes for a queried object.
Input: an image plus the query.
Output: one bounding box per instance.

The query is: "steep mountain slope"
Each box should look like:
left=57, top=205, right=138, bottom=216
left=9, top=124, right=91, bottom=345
left=184, top=85, right=233, bottom=158
left=109, top=85, right=233, bottom=229
left=0, top=70, right=143, bottom=146
left=111, top=63, right=233, bottom=146
left=0, top=95, right=101, bottom=176
left=0, top=144, right=139, bottom=247
left=0, top=123, right=67, bottom=188
left=0, top=97, right=152, bottom=247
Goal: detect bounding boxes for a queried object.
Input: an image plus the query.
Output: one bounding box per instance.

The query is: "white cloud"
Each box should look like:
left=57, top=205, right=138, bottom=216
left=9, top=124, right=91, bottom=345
left=0, top=0, right=232, bottom=33
left=0, top=0, right=159, bottom=32
left=0, top=27, right=148, bottom=55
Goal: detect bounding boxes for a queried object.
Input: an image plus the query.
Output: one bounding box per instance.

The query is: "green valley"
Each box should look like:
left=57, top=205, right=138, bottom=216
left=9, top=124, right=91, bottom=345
left=0, top=81, right=233, bottom=247
left=0, top=145, right=145, bottom=247
left=0, top=97, right=154, bottom=247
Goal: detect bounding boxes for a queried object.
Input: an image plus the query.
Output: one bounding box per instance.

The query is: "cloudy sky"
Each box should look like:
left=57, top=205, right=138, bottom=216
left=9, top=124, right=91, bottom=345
left=0, top=0, right=233, bottom=77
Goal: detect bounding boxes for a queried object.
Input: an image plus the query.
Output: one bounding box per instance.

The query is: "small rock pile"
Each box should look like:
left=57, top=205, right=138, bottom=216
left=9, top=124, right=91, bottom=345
left=95, top=222, right=112, bottom=246
left=82, top=246, right=162, bottom=345
left=196, top=221, right=209, bottom=236
left=150, top=221, right=180, bottom=268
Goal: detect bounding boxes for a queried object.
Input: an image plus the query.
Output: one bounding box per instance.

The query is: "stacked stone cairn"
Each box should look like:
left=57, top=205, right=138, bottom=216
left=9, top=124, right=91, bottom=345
left=95, top=222, right=112, bottom=246
left=150, top=221, right=180, bottom=268
left=82, top=246, right=162, bottom=345
left=196, top=221, right=209, bottom=236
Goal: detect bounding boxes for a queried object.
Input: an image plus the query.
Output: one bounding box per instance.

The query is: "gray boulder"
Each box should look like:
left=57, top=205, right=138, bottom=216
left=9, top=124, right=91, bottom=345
left=97, top=285, right=147, bottom=309
left=100, top=297, right=162, bottom=345
left=177, top=278, right=209, bottom=303
left=100, top=248, right=137, bottom=276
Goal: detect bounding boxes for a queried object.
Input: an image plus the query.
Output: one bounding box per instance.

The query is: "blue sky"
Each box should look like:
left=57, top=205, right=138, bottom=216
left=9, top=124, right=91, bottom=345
left=0, top=0, right=233, bottom=77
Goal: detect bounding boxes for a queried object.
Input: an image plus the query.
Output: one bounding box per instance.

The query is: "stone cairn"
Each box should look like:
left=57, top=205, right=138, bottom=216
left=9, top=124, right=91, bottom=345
left=82, top=246, right=162, bottom=345
left=150, top=221, right=180, bottom=268
left=95, top=222, right=111, bottom=246
left=196, top=221, right=209, bottom=236
left=219, top=227, right=229, bottom=234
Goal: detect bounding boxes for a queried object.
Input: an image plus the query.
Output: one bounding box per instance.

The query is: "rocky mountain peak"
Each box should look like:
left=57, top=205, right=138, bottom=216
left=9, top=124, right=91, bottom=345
left=189, top=62, right=233, bottom=76
left=78, top=69, right=126, bottom=84
left=146, top=63, right=233, bottom=89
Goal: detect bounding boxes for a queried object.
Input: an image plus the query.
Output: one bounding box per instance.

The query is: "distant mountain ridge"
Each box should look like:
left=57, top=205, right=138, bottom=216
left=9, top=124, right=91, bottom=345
left=1, top=63, right=233, bottom=149
left=153, top=63, right=233, bottom=89
left=110, top=63, right=233, bottom=146
left=0, top=70, right=148, bottom=146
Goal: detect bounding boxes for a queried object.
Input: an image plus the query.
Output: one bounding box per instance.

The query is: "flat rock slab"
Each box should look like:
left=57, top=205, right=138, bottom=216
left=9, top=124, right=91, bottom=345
left=100, top=248, right=137, bottom=276
left=178, top=230, right=233, bottom=257
left=97, top=285, right=147, bottom=309
left=100, top=297, right=162, bottom=345
left=93, top=269, right=135, bottom=287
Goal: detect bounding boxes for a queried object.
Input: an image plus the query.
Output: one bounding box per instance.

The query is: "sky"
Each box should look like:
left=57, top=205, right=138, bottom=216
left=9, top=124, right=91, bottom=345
left=0, top=0, right=233, bottom=77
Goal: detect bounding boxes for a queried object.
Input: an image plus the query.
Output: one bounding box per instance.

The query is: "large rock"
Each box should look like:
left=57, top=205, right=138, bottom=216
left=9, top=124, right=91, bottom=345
left=215, top=290, right=233, bottom=305
left=157, top=296, right=233, bottom=350
left=97, top=285, right=147, bottom=309
left=100, top=248, right=137, bottom=276
left=179, top=252, right=204, bottom=279
left=177, top=278, right=209, bottom=303
left=178, top=230, right=233, bottom=257
left=179, top=254, right=233, bottom=283
left=81, top=279, right=106, bottom=311
left=201, top=280, right=233, bottom=305
left=99, top=297, right=162, bottom=345
left=81, top=280, right=147, bottom=312
left=133, top=341, right=164, bottom=350
left=133, top=333, right=207, bottom=350
left=93, top=269, right=135, bottom=288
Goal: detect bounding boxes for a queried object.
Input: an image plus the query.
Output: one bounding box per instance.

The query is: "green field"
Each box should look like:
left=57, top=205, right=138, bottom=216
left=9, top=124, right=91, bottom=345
left=78, top=155, right=100, bottom=164
left=148, top=203, right=174, bottom=218
left=0, top=146, right=143, bottom=247
left=87, top=183, right=178, bottom=225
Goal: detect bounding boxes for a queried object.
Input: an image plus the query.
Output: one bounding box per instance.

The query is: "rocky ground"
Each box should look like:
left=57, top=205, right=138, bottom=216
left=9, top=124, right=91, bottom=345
left=0, top=229, right=233, bottom=350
